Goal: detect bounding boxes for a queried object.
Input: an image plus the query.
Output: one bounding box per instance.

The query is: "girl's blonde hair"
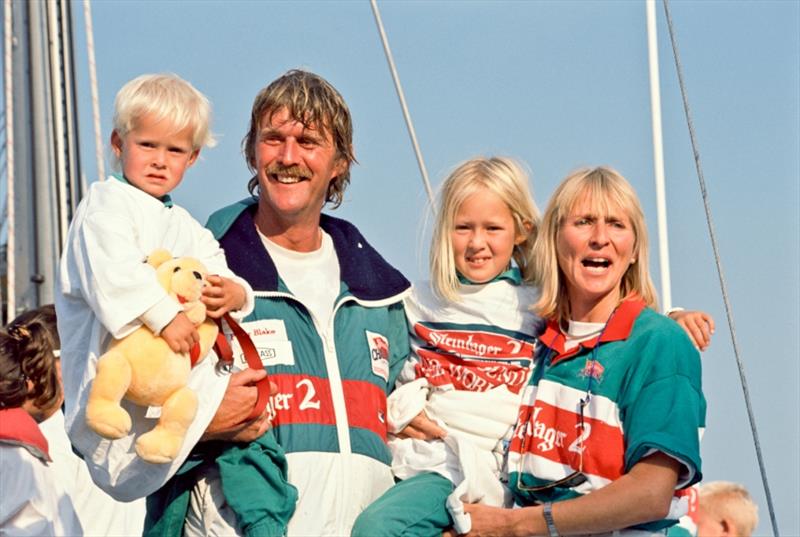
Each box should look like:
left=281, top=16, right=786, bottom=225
left=430, top=157, right=540, bottom=302
left=534, top=166, right=658, bottom=323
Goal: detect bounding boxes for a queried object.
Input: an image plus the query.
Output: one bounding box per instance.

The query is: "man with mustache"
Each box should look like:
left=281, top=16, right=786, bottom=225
left=189, top=70, right=412, bottom=536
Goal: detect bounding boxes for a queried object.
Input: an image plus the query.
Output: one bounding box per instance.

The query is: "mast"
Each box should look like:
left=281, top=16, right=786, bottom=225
left=646, top=0, right=672, bottom=311
left=3, top=0, right=82, bottom=319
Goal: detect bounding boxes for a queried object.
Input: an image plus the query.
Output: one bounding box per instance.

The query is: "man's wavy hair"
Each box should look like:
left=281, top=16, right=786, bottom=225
left=243, top=70, right=356, bottom=208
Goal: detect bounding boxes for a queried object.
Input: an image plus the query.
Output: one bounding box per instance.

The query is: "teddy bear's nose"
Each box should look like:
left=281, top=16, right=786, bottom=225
left=193, top=271, right=202, bottom=280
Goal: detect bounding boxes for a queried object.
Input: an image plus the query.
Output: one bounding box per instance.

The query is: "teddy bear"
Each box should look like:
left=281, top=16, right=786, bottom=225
left=85, top=249, right=219, bottom=464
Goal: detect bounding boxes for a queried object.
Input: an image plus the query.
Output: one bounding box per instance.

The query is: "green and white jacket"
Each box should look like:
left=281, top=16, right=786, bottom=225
left=206, top=198, right=412, bottom=536
left=508, top=297, right=706, bottom=534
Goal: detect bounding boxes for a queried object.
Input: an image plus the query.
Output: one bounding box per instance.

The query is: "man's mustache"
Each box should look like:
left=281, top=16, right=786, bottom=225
left=265, top=164, right=313, bottom=179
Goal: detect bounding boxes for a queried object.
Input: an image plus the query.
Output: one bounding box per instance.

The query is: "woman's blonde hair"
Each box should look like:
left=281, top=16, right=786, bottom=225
left=533, top=166, right=658, bottom=322
left=430, top=156, right=540, bottom=302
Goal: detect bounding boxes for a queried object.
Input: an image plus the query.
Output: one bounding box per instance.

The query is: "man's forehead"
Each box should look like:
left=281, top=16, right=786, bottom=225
left=260, top=107, right=328, bottom=134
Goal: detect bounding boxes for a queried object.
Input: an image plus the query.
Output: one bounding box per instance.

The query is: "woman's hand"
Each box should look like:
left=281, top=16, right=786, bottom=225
left=446, top=452, right=681, bottom=537
left=396, top=411, right=447, bottom=440
left=669, top=309, right=715, bottom=351
left=460, top=504, right=531, bottom=537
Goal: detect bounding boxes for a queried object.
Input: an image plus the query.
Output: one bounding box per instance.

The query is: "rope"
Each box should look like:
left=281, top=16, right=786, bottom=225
left=4, top=0, right=16, bottom=320
left=661, top=2, right=780, bottom=535
left=369, top=0, right=436, bottom=210
left=83, top=0, right=104, bottom=184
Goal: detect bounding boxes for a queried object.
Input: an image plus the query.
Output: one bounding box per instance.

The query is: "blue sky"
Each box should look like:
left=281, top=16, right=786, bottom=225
left=61, top=1, right=799, bottom=534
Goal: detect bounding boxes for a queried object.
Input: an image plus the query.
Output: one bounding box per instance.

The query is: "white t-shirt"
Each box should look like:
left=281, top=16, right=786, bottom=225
left=259, top=229, right=340, bottom=330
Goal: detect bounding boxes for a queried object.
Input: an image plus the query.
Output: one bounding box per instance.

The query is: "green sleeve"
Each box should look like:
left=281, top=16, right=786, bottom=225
left=622, top=326, right=706, bottom=487
left=386, top=302, right=411, bottom=391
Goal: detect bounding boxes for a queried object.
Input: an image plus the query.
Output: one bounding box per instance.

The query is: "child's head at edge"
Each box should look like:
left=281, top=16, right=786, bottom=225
left=110, top=73, right=216, bottom=197
left=0, top=305, right=62, bottom=423
left=430, top=156, right=540, bottom=302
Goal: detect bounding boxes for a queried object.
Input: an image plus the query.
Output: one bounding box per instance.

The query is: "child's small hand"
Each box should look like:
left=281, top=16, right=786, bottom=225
left=161, top=312, right=200, bottom=353
left=202, top=275, right=246, bottom=319
left=396, top=411, right=447, bottom=440
left=669, top=310, right=715, bottom=351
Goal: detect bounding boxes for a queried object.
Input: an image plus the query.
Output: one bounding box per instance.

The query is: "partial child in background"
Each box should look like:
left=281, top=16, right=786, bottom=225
left=0, top=306, right=82, bottom=536
left=696, top=481, right=759, bottom=537
left=31, top=305, right=148, bottom=536
left=57, top=73, right=296, bottom=535
left=353, top=156, right=544, bottom=536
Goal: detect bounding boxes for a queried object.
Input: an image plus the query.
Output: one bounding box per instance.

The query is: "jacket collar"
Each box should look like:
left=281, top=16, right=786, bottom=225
left=457, top=266, right=522, bottom=286
left=218, top=201, right=411, bottom=301
left=539, top=296, right=647, bottom=364
left=0, top=407, right=50, bottom=462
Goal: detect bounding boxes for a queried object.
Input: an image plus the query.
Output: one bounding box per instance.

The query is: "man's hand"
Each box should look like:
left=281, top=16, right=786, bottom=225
left=669, top=310, right=715, bottom=351
left=202, top=368, right=275, bottom=442
left=161, top=312, right=199, bottom=353
left=396, top=411, right=447, bottom=440
left=202, top=276, right=247, bottom=319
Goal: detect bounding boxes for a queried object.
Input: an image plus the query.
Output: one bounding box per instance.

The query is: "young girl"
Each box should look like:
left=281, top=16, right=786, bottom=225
left=353, top=156, right=543, bottom=536
left=0, top=305, right=82, bottom=536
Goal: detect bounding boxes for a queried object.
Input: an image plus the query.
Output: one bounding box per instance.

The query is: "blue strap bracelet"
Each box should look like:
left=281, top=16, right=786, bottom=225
left=543, top=502, right=559, bottom=537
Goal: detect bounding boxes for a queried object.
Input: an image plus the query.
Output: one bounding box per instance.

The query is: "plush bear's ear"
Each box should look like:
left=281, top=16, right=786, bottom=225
left=146, top=249, right=173, bottom=269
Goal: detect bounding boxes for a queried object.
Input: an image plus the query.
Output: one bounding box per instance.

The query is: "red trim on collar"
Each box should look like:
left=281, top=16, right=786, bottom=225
left=540, top=297, right=647, bottom=365
left=0, top=407, right=50, bottom=462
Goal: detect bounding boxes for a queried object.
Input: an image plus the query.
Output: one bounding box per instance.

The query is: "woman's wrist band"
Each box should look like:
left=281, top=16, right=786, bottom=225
left=543, top=502, right=559, bottom=537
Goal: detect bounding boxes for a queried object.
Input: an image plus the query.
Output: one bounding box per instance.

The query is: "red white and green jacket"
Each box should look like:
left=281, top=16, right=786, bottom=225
left=389, top=269, right=543, bottom=459
left=508, top=298, right=706, bottom=533
left=206, top=199, right=412, bottom=536
left=387, top=270, right=544, bottom=532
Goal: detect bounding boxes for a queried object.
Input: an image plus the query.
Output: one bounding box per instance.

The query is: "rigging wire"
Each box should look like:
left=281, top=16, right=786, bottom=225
left=83, top=0, right=104, bottom=185
left=369, top=0, right=436, bottom=211
left=661, top=1, right=780, bottom=535
left=4, top=0, right=16, bottom=320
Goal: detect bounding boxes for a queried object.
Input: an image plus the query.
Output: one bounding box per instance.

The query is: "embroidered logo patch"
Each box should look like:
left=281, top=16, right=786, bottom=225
left=366, top=330, right=389, bottom=382
left=579, top=360, right=604, bottom=382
